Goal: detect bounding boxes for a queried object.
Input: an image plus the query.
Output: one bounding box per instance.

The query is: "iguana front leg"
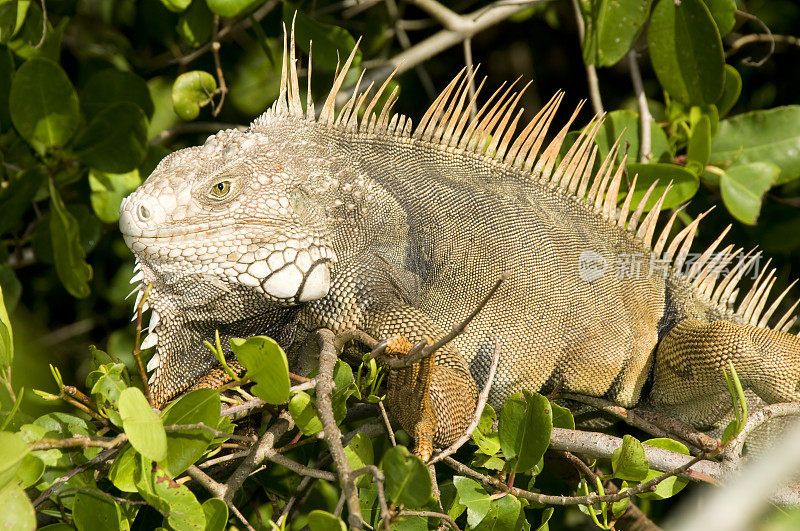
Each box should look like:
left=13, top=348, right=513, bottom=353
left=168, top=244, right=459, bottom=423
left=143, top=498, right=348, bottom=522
left=365, top=309, right=478, bottom=460
left=304, top=257, right=478, bottom=459
left=650, top=318, right=800, bottom=426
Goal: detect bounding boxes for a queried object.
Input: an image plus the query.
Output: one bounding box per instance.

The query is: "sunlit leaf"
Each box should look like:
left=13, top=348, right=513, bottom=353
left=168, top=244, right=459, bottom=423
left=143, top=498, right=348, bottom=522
left=720, top=162, right=779, bottom=225
left=9, top=57, right=79, bottom=148
left=381, top=445, right=431, bottom=508
left=48, top=180, right=93, bottom=298
left=159, top=389, right=220, bottom=477
left=118, top=387, right=167, bottom=461
left=0, top=431, right=29, bottom=488
left=581, top=0, right=652, bottom=66
left=647, top=0, right=724, bottom=105
left=230, top=336, right=290, bottom=404
left=288, top=391, right=323, bottom=436
left=452, top=476, right=492, bottom=528
left=612, top=434, right=649, bottom=481
left=0, top=483, right=34, bottom=531
left=89, top=169, right=141, bottom=223
left=171, top=70, right=217, bottom=120
left=73, top=491, right=122, bottom=531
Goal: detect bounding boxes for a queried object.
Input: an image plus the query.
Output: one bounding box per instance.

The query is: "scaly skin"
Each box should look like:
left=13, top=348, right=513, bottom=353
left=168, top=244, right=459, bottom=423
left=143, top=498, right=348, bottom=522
left=120, top=34, right=800, bottom=456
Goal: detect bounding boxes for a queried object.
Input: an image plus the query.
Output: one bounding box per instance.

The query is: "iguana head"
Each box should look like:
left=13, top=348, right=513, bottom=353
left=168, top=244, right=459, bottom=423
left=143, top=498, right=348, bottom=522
left=119, top=121, right=339, bottom=405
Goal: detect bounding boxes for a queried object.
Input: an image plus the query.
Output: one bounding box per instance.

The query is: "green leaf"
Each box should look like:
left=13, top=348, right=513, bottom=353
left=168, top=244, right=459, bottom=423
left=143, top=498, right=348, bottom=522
left=593, top=109, right=673, bottom=163
left=550, top=401, right=575, bottom=430
left=716, top=65, right=741, bottom=118
left=81, top=69, right=154, bottom=120
left=136, top=460, right=206, bottom=531
left=89, top=169, right=142, bottom=223
left=284, top=5, right=361, bottom=71
left=161, top=0, right=192, bottom=13
left=381, top=445, right=431, bottom=508
left=288, top=391, right=323, bottom=436
left=228, top=40, right=281, bottom=116
left=581, top=0, right=652, bottom=66
left=612, top=434, right=649, bottom=481
left=711, top=106, right=800, bottom=184
left=176, top=0, right=213, bottom=48
left=0, top=431, right=29, bottom=488
left=720, top=162, right=780, bottom=225
left=702, top=0, right=736, bottom=36
left=73, top=491, right=122, bottom=531
left=109, top=445, right=138, bottom=493
left=472, top=493, right=524, bottom=531
left=0, top=284, right=13, bottom=371
left=172, top=70, right=217, bottom=120
left=230, top=336, right=290, bottom=404
left=308, top=510, right=347, bottom=531
left=159, top=389, right=221, bottom=477
left=637, top=439, right=690, bottom=499
left=118, top=387, right=167, bottom=461
left=498, top=391, right=552, bottom=473
left=9, top=57, right=79, bottom=148
left=0, top=483, right=34, bottom=531
left=625, top=163, right=700, bottom=210
left=202, top=498, right=228, bottom=531
left=686, top=114, right=711, bottom=173
left=452, top=476, right=492, bottom=528
left=159, top=0, right=191, bottom=13
left=206, top=0, right=261, bottom=18
left=73, top=102, right=149, bottom=173
left=647, top=0, right=724, bottom=105
left=344, top=433, right=374, bottom=487
left=48, top=180, right=93, bottom=298
left=472, top=404, right=501, bottom=455
left=15, top=454, right=43, bottom=489
left=0, top=0, right=31, bottom=44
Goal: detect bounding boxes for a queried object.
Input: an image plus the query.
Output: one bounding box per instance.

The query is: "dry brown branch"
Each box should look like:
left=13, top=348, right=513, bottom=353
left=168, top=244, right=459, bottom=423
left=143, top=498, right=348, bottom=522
left=210, top=15, right=228, bottom=116
left=561, top=393, right=717, bottom=454
left=400, top=510, right=460, bottom=530
left=350, top=466, right=391, bottom=531
left=722, top=402, right=800, bottom=463
left=378, top=400, right=397, bottom=446
left=570, top=0, right=603, bottom=115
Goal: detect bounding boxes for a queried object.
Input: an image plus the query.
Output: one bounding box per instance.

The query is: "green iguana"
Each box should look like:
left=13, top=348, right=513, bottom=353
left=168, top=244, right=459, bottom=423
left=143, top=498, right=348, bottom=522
left=119, top=31, right=800, bottom=459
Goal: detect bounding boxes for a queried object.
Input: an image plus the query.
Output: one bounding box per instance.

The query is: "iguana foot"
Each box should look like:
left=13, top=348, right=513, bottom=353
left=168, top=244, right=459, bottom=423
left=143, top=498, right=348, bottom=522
left=381, top=336, right=477, bottom=460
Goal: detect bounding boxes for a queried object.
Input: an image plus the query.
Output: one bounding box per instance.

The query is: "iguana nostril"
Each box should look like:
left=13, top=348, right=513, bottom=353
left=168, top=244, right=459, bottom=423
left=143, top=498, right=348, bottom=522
left=138, top=205, right=151, bottom=221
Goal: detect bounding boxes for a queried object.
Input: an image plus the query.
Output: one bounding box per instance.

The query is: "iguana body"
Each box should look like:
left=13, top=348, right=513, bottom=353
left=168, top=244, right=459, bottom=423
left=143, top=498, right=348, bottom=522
left=120, top=35, right=800, bottom=457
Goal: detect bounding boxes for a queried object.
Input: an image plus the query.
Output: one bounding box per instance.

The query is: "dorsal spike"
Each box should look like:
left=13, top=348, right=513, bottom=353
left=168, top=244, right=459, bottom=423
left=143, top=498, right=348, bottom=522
left=561, top=116, right=604, bottom=191
left=336, top=68, right=365, bottom=127
left=720, top=250, right=761, bottom=306
left=377, top=86, right=399, bottom=129
left=693, top=243, right=734, bottom=290
left=603, top=159, right=626, bottom=219
left=361, top=63, right=401, bottom=133
left=471, top=83, right=526, bottom=154
left=688, top=225, right=731, bottom=280
left=651, top=204, right=684, bottom=257
left=520, top=93, right=565, bottom=172
left=488, top=81, right=532, bottom=157
left=462, top=80, right=518, bottom=151
left=739, top=259, right=773, bottom=317
left=617, top=174, right=639, bottom=229
left=440, top=67, right=479, bottom=145
left=745, top=274, right=776, bottom=325
left=758, top=280, right=798, bottom=328
left=288, top=16, right=303, bottom=117
left=709, top=247, right=742, bottom=304
left=636, top=182, right=671, bottom=248
left=570, top=144, right=598, bottom=196
left=276, top=24, right=289, bottom=115
left=319, top=37, right=362, bottom=125
left=306, top=42, right=314, bottom=120
left=415, top=68, right=466, bottom=140
left=775, top=298, right=800, bottom=331
left=576, top=145, right=599, bottom=200
left=450, top=77, right=486, bottom=147
left=673, top=208, right=713, bottom=272
left=626, top=180, right=658, bottom=233
left=587, top=138, right=621, bottom=205
left=507, top=91, right=562, bottom=167
left=534, top=101, right=585, bottom=182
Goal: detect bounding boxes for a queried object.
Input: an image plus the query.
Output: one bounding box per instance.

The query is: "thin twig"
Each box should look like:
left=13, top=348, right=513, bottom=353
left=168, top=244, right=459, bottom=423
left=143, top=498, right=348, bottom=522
left=462, top=38, right=478, bottom=120
left=350, top=466, right=392, bottom=531
left=33, top=447, right=119, bottom=507
left=428, top=338, right=501, bottom=464
left=627, top=50, right=652, bottom=163
left=727, top=33, right=799, bottom=58
left=377, top=401, right=396, bottom=446
left=210, top=15, right=228, bottom=116
left=732, top=11, right=776, bottom=67
left=399, top=510, right=460, bottom=530
left=570, top=0, right=603, bottom=114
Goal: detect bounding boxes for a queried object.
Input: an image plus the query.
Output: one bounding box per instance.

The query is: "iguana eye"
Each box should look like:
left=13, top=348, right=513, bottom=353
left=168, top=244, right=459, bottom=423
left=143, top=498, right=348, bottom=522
left=210, top=180, right=231, bottom=199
